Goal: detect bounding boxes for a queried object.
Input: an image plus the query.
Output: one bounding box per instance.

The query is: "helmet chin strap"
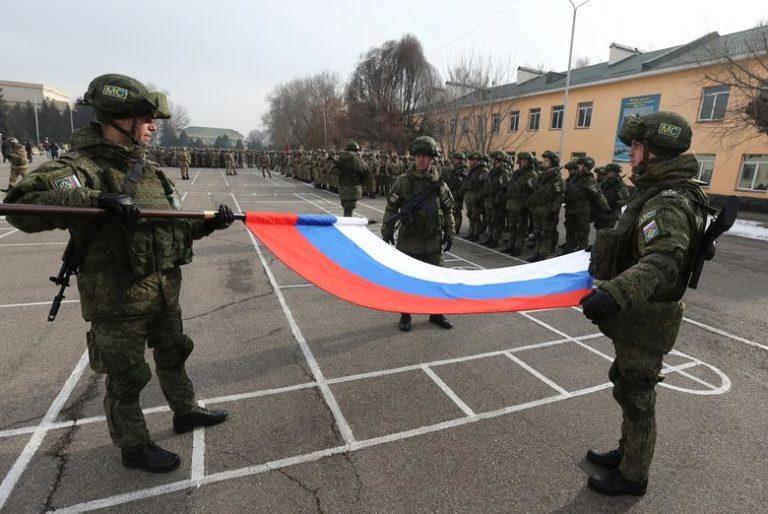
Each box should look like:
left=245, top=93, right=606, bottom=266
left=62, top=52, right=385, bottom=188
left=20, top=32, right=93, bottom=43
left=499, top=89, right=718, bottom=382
left=109, top=118, right=142, bottom=147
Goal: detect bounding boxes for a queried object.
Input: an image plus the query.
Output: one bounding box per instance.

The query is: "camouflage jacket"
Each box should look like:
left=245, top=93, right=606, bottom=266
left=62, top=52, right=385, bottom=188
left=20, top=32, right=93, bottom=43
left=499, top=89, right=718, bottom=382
left=505, top=164, right=537, bottom=213
left=598, top=175, right=630, bottom=224
left=461, top=162, right=489, bottom=205
left=528, top=167, right=564, bottom=214
left=565, top=169, right=610, bottom=216
left=590, top=153, right=707, bottom=309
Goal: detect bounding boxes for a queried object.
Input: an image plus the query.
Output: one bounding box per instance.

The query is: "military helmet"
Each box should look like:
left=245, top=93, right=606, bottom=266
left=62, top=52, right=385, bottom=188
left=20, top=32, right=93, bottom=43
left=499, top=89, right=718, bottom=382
left=564, top=160, right=579, bottom=171
left=409, top=136, right=439, bottom=157
left=6, top=137, right=19, bottom=145
left=467, top=151, right=482, bottom=161
left=81, top=74, right=171, bottom=122
left=541, top=150, right=560, bottom=167
left=490, top=150, right=506, bottom=161
left=451, top=151, right=466, bottom=161
left=603, top=163, right=622, bottom=174
left=577, top=155, right=595, bottom=170
left=618, top=111, right=692, bottom=157
left=481, top=154, right=490, bottom=163
left=517, top=151, right=532, bottom=162
left=345, top=141, right=361, bottom=152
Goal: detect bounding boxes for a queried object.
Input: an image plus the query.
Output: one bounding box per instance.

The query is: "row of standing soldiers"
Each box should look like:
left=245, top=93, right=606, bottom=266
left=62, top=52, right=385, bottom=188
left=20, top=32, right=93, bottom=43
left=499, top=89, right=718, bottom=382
left=148, top=147, right=280, bottom=179
left=444, top=150, right=629, bottom=262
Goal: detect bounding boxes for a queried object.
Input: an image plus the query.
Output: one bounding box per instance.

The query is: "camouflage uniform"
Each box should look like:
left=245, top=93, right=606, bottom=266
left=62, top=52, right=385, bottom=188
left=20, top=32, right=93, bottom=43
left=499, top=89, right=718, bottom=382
left=479, top=152, right=511, bottom=247
left=527, top=152, right=564, bottom=260
left=7, top=141, right=29, bottom=189
left=442, top=155, right=467, bottom=235
left=177, top=148, right=190, bottom=180
left=595, top=165, right=630, bottom=229
left=499, top=154, right=537, bottom=255
left=336, top=143, right=369, bottom=216
left=461, top=155, right=489, bottom=241
left=562, top=158, right=610, bottom=252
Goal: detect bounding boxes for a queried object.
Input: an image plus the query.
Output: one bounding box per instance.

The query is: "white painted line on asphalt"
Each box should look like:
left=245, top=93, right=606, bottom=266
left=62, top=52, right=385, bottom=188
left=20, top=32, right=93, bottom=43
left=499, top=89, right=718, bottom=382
left=0, top=350, right=89, bottom=510
left=191, top=410, right=205, bottom=487
left=682, top=316, right=768, bottom=352
left=422, top=366, right=475, bottom=417
left=219, top=169, right=229, bottom=187
left=279, top=284, right=315, bottom=289
left=231, top=192, right=356, bottom=445
left=0, top=242, right=67, bottom=247
left=235, top=200, right=309, bottom=204
left=0, top=229, right=19, bottom=240
left=190, top=170, right=201, bottom=186
left=503, top=351, right=571, bottom=396
left=0, top=300, right=79, bottom=309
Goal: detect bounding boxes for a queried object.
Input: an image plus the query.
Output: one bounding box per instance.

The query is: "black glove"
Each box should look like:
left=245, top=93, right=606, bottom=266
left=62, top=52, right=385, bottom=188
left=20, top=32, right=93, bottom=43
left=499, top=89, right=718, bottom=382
left=207, top=204, right=235, bottom=230
left=98, top=192, right=139, bottom=225
left=580, top=288, right=620, bottom=324
left=442, top=233, right=453, bottom=252
left=382, top=230, right=395, bottom=245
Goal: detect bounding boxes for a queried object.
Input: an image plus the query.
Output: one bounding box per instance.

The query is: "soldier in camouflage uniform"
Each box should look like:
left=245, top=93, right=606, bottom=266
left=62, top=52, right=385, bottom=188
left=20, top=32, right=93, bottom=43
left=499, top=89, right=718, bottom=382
left=2, top=138, right=29, bottom=192
left=461, top=152, right=489, bottom=241
left=499, top=152, right=537, bottom=255
left=382, top=136, right=454, bottom=332
left=443, top=152, right=468, bottom=235
left=561, top=155, right=610, bottom=253
left=3, top=74, right=231, bottom=473
left=594, top=163, right=630, bottom=229
left=478, top=150, right=511, bottom=247
left=177, top=147, right=191, bottom=180
left=225, top=150, right=236, bottom=175
left=335, top=141, right=369, bottom=216
left=527, top=150, right=564, bottom=261
left=581, top=112, right=708, bottom=496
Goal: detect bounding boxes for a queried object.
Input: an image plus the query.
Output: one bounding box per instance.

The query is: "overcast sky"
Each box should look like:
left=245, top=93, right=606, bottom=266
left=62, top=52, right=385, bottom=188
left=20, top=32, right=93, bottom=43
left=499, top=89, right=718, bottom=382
left=4, top=0, right=766, bottom=136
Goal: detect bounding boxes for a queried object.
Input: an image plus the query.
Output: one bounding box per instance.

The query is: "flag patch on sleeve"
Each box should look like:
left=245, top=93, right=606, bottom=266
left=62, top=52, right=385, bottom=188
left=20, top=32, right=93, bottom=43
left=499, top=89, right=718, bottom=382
left=52, top=175, right=82, bottom=190
left=642, top=220, right=660, bottom=243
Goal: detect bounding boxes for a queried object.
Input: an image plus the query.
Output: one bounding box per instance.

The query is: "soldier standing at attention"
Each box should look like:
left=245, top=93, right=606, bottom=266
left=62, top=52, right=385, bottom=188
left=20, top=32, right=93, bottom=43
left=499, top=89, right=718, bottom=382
left=561, top=155, right=610, bottom=253
left=225, top=150, right=236, bottom=176
left=442, top=151, right=468, bottom=236
left=527, top=150, right=564, bottom=261
left=594, top=163, right=630, bottom=230
left=382, top=136, right=454, bottom=332
left=259, top=152, right=272, bottom=178
left=461, top=152, right=489, bottom=241
left=499, top=152, right=537, bottom=255
left=3, top=74, right=233, bottom=473
left=177, top=147, right=190, bottom=180
left=478, top=150, right=511, bottom=247
left=1, top=138, right=29, bottom=192
left=581, top=112, right=708, bottom=496
left=335, top=141, right=369, bottom=217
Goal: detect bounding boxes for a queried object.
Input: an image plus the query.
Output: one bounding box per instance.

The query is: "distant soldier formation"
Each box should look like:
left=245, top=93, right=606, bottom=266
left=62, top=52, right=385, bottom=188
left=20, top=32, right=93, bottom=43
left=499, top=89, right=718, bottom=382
left=146, top=147, right=281, bottom=180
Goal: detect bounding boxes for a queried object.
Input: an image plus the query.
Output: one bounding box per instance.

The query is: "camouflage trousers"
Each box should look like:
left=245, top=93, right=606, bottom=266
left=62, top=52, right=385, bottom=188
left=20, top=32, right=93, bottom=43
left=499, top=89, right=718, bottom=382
left=341, top=199, right=357, bottom=217
left=86, top=309, right=198, bottom=451
left=9, top=166, right=28, bottom=188
left=261, top=167, right=272, bottom=178
left=532, top=210, right=559, bottom=257
left=452, top=196, right=464, bottom=235
left=563, top=213, right=591, bottom=251
left=179, top=164, right=189, bottom=179
left=500, top=210, right=528, bottom=252
left=602, top=301, right=684, bottom=482
left=466, top=201, right=485, bottom=238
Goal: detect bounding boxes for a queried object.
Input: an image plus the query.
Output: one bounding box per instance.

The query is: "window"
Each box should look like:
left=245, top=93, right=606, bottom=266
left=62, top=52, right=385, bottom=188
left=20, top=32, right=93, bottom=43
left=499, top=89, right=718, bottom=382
left=449, top=119, right=457, bottom=135
left=550, top=105, right=564, bottom=130
left=508, top=111, right=520, bottom=132
left=694, top=154, right=715, bottom=186
left=528, top=108, right=541, bottom=131
left=571, top=151, right=586, bottom=158
left=491, top=113, right=501, bottom=133
left=737, top=155, right=768, bottom=191
left=461, top=117, right=469, bottom=134
left=576, top=102, right=593, bottom=128
left=698, top=85, right=729, bottom=121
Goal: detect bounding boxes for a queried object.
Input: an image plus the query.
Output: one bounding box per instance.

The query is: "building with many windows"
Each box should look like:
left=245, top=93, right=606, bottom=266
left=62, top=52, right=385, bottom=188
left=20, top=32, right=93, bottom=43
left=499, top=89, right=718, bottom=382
left=427, top=26, right=768, bottom=208
left=181, top=126, right=244, bottom=147
left=0, top=79, right=71, bottom=109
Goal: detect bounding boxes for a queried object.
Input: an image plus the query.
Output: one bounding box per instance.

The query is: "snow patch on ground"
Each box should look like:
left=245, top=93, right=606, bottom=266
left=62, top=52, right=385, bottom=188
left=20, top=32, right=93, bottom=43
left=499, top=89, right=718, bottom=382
left=728, top=219, right=768, bottom=241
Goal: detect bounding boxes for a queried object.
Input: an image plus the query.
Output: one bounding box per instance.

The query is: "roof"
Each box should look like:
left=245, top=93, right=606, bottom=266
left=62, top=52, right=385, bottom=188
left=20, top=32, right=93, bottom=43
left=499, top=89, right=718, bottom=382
left=181, top=126, right=244, bottom=139
left=439, top=25, right=768, bottom=110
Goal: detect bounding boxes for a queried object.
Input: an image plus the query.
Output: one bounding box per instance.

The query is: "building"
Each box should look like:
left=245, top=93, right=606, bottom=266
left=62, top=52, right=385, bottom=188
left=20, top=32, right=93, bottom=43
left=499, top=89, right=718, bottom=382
left=0, top=79, right=71, bottom=109
left=181, top=126, right=244, bottom=147
left=428, top=26, right=768, bottom=209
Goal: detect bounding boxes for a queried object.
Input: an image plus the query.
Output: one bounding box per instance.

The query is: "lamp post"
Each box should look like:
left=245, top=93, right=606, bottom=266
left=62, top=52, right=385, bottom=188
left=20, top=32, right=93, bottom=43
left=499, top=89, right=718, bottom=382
left=558, top=0, right=593, bottom=160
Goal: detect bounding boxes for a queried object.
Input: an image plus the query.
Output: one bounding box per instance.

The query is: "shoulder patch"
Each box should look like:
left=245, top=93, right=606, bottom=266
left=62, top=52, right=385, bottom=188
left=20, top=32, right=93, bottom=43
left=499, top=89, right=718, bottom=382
left=52, top=175, right=82, bottom=190
left=661, top=189, right=680, bottom=197
left=642, top=219, right=660, bottom=243
left=638, top=209, right=656, bottom=225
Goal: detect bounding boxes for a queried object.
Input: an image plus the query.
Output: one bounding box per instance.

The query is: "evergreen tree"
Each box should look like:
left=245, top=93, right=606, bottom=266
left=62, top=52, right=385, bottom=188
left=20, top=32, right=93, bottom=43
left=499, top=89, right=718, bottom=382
left=0, top=89, right=9, bottom=135
left=213, top=135, right=225, bottom=148
left=178, top=130, right=191, bottom=146
left=159, top=120, right=179, bottom=147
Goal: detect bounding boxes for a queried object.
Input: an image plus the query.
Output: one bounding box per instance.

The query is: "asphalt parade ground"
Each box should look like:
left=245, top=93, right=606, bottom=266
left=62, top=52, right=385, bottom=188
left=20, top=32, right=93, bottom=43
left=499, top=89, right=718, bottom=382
left=0, top=161, right=766, bottom=513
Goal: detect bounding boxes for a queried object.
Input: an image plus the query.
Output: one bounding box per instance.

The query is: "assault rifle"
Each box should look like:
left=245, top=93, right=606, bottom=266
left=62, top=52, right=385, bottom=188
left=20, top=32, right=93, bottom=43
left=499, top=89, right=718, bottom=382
left=48, top=238, right=83, bottom=322
left=688, top=195, right=739, bottom=289
left=382, top=166, right=464, bottom=228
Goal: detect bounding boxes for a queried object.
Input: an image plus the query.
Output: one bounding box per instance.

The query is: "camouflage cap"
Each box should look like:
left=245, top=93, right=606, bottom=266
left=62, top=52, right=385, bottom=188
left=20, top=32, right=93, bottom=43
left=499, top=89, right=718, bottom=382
left=81, top=74, right=170, bottom=122
left=564, top=160, right=579, bottom=171
left=490, top=150, right=506, bottom=161
left=517, top=151, right=532, bottom=161
left=577, top=155, right=595, bottom=170
left=451, top=151, right=466, bottom=161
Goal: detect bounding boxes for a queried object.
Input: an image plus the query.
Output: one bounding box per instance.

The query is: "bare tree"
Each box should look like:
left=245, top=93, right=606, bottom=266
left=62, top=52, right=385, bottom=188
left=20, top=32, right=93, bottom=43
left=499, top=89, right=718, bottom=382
left=422, top=51, right=533, bottom=155
left=573, top=55, right=592, bottom=68
left=693, top=23, right=768, bottom=141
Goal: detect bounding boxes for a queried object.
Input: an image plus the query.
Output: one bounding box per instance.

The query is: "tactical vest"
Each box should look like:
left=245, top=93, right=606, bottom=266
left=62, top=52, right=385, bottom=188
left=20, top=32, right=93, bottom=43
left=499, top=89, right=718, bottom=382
left=565, top=171, right=594, bottom=215
left=589, top=182, right=706, bottom=302
left=398, top=172, right=443, bottom=240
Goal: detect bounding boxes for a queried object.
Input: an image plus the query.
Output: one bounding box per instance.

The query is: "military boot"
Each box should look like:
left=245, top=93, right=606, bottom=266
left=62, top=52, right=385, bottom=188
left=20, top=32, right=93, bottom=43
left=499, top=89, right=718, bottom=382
left=343, top=208, right=353, bottom=217
left=588, top=469, right=647, bottom=496
left=399, top=313, right=412, bottom=332
left=586, top=448, right=622, bottom=469
left=173, top=406, right=228, bottom=434
left=429, top=314, right=453, bottom=329
left=122, top=442, right=180, bottom=473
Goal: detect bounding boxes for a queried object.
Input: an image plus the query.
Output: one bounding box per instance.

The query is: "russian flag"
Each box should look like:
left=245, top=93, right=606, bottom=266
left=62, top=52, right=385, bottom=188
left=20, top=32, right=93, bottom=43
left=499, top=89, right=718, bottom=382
left=245, top=213, right=593, bottom=314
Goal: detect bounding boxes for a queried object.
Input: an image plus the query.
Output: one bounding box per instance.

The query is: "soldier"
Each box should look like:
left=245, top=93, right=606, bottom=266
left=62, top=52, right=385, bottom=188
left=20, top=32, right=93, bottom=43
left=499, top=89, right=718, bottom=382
left=177, top=147, right=191, bottom=180
left=499, top=152, right=537, bottom=255
left=581, top=112, right=708, bottom=496
left=479, top=150, right=510, bottom=247
left=1, top=138, right=29, bottom=192
left=594, top=163, right=630, bottom=229
left=561, top=156, right=610, bottom=253
left=3, top=74, right=232, bottom=473
left=381, top=136, right=454, bottom=332
left=335, top=142, right=369, bottom=216
left=259, top=152, right=272, bottom=178
left=461, top=152, right=489, bottom=241
left=225, top=150, right=236, bottom=176
left=527, top=150, right=564, bottom=261
left=443, top=152, right=468, bottom=235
